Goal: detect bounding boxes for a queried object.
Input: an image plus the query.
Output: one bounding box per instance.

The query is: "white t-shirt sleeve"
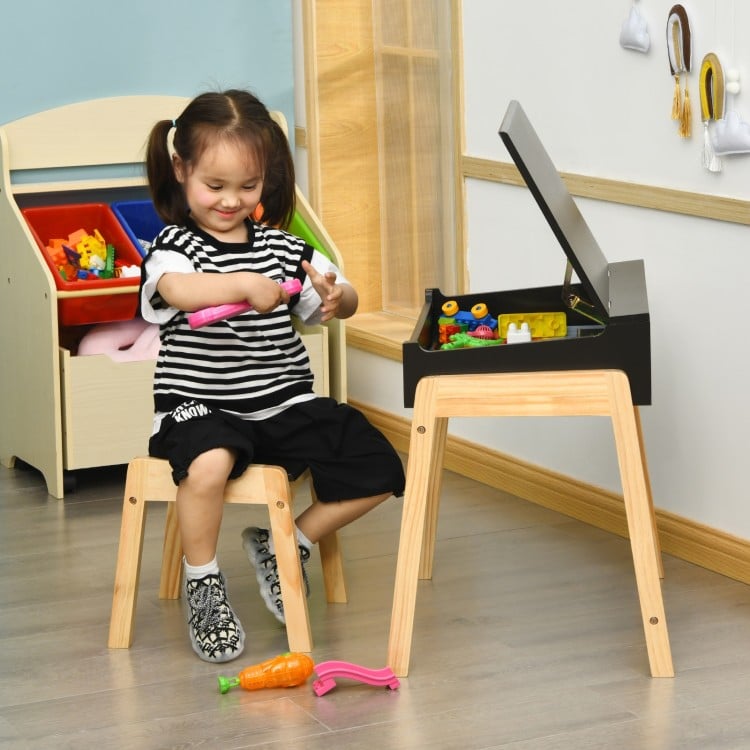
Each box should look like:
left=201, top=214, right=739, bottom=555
left=140, top=249, right=196, bottom=324
left=294, top=248, right=351, bottom=326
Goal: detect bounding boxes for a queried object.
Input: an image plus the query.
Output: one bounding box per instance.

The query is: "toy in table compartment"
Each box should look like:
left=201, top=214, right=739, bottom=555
left=438, top=299, right=501, bottom=349
left=218, top=652, right=314, bottom=693
left=506, top=321, right=532, bottom=344
left=498, top=311, right=567, bottom=340
left=440, top=331, right=504, bottom=350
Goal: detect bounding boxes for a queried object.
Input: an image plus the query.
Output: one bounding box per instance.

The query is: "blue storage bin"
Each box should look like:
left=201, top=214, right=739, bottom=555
left=111, top=200, right=165, bottom=257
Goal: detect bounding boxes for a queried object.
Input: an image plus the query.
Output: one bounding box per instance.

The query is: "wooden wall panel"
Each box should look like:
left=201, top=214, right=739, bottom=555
left=305, top=0, right=382, bottom=312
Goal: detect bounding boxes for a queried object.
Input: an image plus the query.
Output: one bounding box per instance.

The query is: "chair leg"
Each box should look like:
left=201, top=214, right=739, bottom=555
left=108, top=461, right=149, bottom=648
left=319, top=532, right=348, bottom=603
left=159, top=502, right=183, bottom=599
left=265, top=468, right=313, bottom=653
left=307, top=484, right=347, bottom=603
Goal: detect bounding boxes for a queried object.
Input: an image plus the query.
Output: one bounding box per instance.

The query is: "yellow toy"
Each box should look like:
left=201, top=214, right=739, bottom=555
left=498, top=312, right=567, bottom=339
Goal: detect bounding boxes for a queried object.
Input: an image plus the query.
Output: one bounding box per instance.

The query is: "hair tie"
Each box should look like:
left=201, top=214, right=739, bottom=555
left=171, top=119, right=177, bottom=129
left=666, top=4, right=692, bottom=138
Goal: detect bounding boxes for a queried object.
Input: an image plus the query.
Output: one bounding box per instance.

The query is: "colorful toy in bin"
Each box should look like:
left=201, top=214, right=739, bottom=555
left=46, top=228, right=135, bottom=281
left=22, top=203, right=144, bottom=326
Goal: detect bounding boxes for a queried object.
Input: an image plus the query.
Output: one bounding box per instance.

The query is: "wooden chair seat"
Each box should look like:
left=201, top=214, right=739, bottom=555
left=108, top=456, right=347, bottom=654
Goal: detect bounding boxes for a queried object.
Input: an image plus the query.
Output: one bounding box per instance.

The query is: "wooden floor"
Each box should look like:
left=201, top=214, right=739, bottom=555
left=2, top=458, right=750, bottom=749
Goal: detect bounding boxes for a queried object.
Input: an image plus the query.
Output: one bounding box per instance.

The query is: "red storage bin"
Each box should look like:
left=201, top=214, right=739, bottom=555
left=22, top=203, right=143, bottom=326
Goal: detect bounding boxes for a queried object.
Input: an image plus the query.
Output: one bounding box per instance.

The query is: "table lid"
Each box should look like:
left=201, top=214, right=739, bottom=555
left=499, top=100, right=609, bottom=318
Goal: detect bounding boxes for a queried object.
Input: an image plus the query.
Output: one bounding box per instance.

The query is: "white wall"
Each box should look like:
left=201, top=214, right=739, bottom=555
left=463, top=0, right=750, bottom=198
left=463, top=183, right=750, bottom=537
left=458, top=0, right=750, bottom=539
left=299, top=1, right=750, bottom=541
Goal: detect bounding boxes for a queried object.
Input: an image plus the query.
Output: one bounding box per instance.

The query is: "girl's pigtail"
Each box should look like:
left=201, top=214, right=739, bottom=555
left=146, top=119, right=185, bottom=225
left=259, top=121, right=296, bottom=229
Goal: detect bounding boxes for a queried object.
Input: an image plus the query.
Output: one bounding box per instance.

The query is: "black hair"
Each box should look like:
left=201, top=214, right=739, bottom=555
left=146, top=89, right=296, bottom=228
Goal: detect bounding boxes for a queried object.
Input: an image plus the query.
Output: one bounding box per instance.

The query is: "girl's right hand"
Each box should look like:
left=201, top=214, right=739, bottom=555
left=244, top=273, right=291, bottom=313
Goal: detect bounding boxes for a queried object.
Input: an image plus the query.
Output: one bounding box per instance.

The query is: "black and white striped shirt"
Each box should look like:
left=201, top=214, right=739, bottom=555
left=140, top=218, right=343, bottom=422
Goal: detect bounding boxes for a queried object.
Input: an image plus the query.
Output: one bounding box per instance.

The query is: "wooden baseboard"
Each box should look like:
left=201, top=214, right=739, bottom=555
left=352, top=399, right=750, bottom=586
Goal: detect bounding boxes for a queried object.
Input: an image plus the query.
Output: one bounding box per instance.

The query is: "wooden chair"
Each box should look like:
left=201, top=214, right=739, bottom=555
left=108, top=456, right=347, bottom=654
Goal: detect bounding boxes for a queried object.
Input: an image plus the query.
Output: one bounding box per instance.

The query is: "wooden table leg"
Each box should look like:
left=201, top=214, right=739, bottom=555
left=609, top=373, right=673, bottom=676
left=634, top=405, right=664, bottom=579
left=419, top=415, right=449, bottom=579
left=387, top=371, right=672, bottom=679
left=387, top=378, right=448, bottom=677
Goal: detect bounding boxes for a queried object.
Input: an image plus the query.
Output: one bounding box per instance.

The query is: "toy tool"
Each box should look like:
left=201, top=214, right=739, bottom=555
left=218, top=652, right=314, bottom=693
left=188, top=278, right=303, bottom=329
left=312, top=660, right=400, bottom=696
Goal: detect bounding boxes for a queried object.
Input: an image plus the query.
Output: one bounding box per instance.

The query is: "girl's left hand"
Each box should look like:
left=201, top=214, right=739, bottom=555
left=302, top=260, right=344, bottom=322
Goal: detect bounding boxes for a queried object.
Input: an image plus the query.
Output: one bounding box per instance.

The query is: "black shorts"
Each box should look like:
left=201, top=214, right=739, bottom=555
left=148, top=397, right=405, bottom=503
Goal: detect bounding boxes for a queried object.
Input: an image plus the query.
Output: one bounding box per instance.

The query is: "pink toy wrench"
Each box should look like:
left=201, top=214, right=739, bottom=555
left=312, top=661, right=400, bottom=696
left=187, top=278, right=303, bottom=329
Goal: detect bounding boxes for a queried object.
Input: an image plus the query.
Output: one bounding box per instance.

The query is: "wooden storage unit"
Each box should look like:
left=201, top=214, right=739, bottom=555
left=0, top=96, right=346, bottom=498
left=58, top=349, right=156, bottom=471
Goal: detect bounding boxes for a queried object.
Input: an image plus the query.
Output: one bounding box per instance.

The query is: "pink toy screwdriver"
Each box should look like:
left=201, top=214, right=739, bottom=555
left=187, top=278, right=303, bottom=329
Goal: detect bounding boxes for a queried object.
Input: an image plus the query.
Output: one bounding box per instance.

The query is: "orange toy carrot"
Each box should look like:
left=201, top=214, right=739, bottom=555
left=218, top=652, right=314, bottom=694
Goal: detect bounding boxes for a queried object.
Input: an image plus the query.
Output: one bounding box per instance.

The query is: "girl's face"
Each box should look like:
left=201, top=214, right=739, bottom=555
left=174, top=139, right=264, bottom=243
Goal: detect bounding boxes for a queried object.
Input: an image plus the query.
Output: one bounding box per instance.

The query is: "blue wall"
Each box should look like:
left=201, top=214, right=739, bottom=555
left=0, top=0, right=294, bottom=130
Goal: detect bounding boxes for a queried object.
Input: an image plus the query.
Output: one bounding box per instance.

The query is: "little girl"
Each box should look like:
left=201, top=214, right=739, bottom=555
left=140, top=89, right=405, bottom=663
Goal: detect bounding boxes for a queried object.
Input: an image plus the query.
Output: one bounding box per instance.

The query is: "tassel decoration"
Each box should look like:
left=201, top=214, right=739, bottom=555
left=666, top=5, right=693, bottom=138
left=702, top=123, right=722, bottom=171
left=683, top=88, right=692, bottom=135
left=672, top=75, right=682, bottom=120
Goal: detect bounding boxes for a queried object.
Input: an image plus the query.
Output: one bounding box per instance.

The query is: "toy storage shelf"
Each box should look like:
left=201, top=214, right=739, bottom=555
left=0, top=96, right=346, bottom=498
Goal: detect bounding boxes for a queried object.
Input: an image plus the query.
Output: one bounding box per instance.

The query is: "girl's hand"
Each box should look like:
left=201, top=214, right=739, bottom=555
left=158, top=270, right=290, bottom=313
left=302, top=260, right=352, bottom=321
left=245, top=273, right=291, bottom=313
